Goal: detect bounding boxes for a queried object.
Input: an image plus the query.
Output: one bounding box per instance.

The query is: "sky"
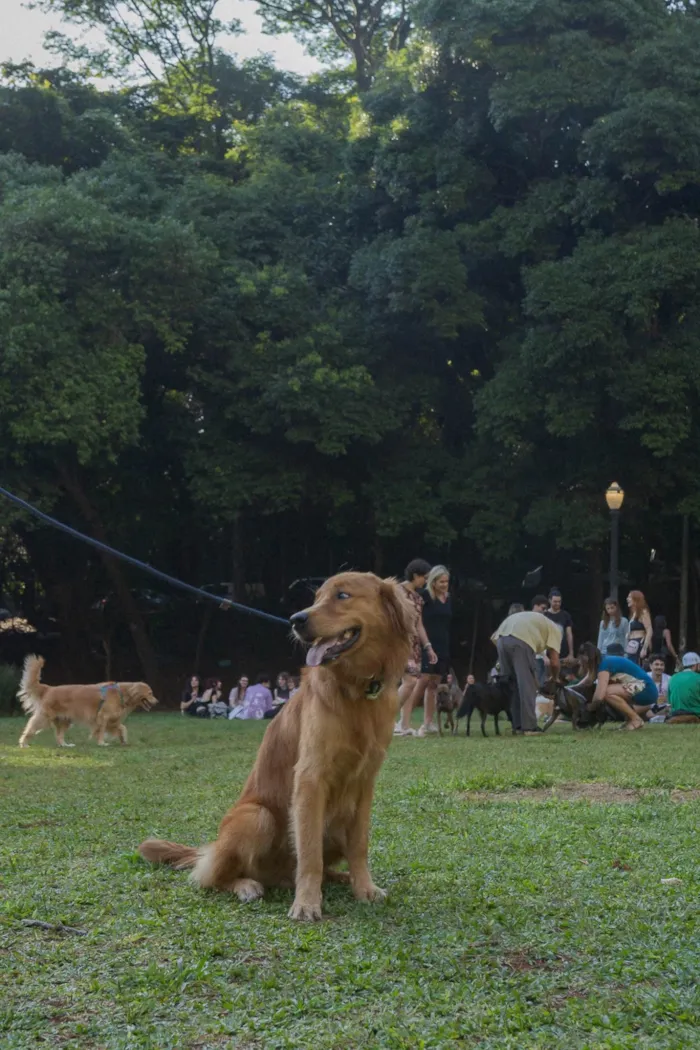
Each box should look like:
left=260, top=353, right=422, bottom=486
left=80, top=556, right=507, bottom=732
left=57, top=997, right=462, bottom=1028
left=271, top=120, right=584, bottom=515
left=0, top=0, right=319, bottom=76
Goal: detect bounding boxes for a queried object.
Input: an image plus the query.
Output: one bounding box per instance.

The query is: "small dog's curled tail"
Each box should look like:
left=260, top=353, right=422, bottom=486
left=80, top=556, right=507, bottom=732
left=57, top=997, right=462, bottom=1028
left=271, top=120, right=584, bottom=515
left=18, top=654, right=45, bottom=714
left=138, top=838, right=199, bottom=870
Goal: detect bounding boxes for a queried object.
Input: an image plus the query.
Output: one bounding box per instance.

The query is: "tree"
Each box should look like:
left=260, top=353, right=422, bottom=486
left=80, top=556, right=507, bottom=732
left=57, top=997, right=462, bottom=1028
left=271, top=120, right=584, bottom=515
left=0, top=150, right=215, bottom=681
left=256, top=0, right=412, bottom=90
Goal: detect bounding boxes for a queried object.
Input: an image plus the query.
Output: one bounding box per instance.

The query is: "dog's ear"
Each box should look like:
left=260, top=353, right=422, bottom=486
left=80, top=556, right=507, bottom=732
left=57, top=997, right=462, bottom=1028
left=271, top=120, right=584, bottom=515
left=380, top=578, right=414, bottom=638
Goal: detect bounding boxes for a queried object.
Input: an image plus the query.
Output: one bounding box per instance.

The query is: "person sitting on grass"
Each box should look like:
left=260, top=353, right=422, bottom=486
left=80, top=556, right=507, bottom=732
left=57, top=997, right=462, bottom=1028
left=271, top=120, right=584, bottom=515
left=667, top=652, right=700, bottom=723
left=648, top=654, right=671, bottom=705
left=181, top=674, right=208, bottom=717
left=577, top=643, right=657, bottom=730
left=204, top=678, right=229, bottom=718
left=227, top=675, right=249, bottom=718
left=230, top=673, right=274, bottom=720
left=274, top=672, right=291, bottom=705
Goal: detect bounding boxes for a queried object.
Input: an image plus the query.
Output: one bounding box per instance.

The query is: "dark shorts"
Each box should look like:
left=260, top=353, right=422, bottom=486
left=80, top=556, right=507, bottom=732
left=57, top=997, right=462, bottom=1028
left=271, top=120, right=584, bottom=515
left=421, top=653, right=450, bottom=676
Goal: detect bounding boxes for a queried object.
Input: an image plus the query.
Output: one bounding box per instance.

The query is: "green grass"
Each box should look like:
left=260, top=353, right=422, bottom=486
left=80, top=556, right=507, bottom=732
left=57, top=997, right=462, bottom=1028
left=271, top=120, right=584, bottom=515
left=2, top=714, right=700, bottom=1049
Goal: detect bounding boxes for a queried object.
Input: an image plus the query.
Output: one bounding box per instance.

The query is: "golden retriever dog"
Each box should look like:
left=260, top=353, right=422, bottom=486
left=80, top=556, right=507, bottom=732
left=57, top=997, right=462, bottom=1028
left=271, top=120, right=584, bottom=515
left=18, top=655, right=158, bottom=748
left=138, top=571, right=412, bottom=921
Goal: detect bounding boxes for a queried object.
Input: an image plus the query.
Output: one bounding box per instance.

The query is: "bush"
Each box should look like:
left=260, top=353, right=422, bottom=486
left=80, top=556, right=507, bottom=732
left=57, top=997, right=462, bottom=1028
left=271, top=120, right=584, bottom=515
left=0, top=662, right=21, bottom=715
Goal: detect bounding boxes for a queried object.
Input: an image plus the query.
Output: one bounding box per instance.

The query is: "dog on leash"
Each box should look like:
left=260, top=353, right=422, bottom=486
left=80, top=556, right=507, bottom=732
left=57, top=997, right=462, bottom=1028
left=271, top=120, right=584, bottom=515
left=457, top=677, right=513, bottom=737
left=436, top=683, right=459, bottom=735
left=138, top=572, right=413, bottom=922
left=539, top=679, right=612, bottom=730
left=17, top=655, right=158, bottom=748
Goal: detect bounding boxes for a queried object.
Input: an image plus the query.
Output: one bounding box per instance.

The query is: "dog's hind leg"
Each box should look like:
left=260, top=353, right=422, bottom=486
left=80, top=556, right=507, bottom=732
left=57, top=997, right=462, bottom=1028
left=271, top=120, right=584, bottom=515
left=494, top=713, right=500, bottom=736
left=324, top=868, right=351, bottom=886
left=19, top=711, right=48, bottom=748
left=481, top=710, right=488, bottom=738
left=195, top=803, right=278, bottom=903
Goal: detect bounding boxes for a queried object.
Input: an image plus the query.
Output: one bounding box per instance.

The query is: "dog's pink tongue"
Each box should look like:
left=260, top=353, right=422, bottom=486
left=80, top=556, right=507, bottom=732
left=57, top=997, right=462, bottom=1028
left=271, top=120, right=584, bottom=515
left=306, top=640, right=335, bottom=667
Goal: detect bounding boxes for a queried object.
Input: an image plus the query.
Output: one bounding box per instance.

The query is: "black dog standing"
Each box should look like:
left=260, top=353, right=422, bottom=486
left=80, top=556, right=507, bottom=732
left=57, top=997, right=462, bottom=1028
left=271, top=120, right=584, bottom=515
left=457, top=678, right=513, bottom=737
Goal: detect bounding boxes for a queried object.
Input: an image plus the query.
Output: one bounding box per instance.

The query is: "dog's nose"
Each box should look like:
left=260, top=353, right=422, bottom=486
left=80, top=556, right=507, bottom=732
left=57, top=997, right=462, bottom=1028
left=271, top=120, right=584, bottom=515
left=290, top=611, right=309, bottom=632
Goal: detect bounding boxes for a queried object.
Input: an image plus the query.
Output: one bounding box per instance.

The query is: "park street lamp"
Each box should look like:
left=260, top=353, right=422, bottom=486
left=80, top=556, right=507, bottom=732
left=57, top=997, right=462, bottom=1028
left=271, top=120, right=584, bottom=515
left=605, top=483, right=625, bottom=601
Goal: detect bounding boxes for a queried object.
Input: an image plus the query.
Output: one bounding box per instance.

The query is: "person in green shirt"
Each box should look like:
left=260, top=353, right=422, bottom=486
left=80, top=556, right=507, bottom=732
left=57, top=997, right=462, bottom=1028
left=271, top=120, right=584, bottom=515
left=667, top=652, right=700, bottom=723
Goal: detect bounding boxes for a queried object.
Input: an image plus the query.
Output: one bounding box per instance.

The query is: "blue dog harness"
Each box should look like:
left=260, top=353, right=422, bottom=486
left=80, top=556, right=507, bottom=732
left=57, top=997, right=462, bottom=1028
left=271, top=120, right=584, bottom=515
left=96, top=682, right=125, bottom=713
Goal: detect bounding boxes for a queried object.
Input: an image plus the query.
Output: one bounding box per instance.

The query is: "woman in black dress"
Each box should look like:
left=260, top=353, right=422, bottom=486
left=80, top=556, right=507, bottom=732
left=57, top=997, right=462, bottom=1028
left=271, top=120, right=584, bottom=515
left=416, top=565, right=452, bottom=736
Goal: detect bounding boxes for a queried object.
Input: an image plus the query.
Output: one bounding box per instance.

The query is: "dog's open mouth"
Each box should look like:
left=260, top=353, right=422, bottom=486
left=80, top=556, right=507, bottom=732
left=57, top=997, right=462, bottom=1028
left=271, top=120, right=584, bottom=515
left=305, top=628, right=361, bottom=667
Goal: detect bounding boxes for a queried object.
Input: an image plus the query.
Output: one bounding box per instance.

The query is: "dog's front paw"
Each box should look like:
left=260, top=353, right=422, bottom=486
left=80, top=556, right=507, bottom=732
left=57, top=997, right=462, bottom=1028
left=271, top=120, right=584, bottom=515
left=353, top=882, right=387, bottom=904
left=288, top=897, right=323, bottom=921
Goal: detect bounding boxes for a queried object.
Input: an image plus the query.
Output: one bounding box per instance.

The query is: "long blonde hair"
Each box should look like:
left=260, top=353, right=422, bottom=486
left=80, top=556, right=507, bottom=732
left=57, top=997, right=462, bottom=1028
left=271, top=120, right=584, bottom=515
left=426, top=565, right=450, bottom=600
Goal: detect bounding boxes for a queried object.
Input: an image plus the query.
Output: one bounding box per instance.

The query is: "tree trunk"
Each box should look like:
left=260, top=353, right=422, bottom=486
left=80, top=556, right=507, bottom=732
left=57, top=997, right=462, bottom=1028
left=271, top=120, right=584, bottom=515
left=679, top=515, right=690, bottom=654
left=194, top=603, right=214, bottom=673
left=58, top=466, right=161, bottom=690
left=587, top=545, right=604, bottom=643
left=372, top=532, right=384, bottom=576
left=231, top=513, right=245, bottom=602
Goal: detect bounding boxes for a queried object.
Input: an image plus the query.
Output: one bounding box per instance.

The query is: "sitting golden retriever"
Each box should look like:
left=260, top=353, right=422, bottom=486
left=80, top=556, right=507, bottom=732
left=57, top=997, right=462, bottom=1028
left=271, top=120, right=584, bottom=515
left=139, top=571, right=412, bottom=921
left=18, top=655, right=157, bottom=748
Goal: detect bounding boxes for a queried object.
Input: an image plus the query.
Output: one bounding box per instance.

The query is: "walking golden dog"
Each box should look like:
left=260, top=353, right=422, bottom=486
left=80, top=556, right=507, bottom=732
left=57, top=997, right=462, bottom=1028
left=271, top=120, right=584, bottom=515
left=138, top=571, right=412, bottom=921
left=18, top=655, right=157, bottom=748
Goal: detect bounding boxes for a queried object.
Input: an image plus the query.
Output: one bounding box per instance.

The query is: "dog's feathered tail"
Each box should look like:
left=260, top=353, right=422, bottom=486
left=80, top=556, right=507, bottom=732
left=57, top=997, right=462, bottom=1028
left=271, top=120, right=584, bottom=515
left=138, top=838, right=199, bottom=870
left=18, top=654, right=46, bottom=714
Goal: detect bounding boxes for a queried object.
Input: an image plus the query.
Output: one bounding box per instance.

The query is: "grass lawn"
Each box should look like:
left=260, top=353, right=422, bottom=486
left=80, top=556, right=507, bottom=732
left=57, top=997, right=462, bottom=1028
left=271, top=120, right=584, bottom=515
left=2, top=713, right=700, bottom=1049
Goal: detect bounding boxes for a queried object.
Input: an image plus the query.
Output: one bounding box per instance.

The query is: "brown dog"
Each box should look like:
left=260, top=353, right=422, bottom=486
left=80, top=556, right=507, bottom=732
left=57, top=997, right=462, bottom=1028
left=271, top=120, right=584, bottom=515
left=138, top=571, right=412, bottom=921
left=18, top=655, right=157, bottom=748
left=436, top=683, right=458, bottom=735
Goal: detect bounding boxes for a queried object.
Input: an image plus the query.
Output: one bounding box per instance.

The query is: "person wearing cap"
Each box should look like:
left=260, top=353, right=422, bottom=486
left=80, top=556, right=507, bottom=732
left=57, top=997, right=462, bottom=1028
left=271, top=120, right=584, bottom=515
left=667, top=652, right=700, bottom=723
left=491, top=609, right=562, bottom=734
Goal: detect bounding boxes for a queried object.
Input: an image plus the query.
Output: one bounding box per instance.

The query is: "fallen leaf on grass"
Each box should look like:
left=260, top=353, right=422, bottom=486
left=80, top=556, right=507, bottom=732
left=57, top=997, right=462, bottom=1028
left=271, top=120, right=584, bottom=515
left=661, top=877, right=682, bottom=885
left=612, top=859, right=631, bottom=871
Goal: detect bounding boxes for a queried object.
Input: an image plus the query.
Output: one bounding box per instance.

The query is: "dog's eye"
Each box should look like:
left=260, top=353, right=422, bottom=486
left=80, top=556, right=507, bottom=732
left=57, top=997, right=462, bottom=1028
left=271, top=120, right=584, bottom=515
left=336, top=591, right=351, bottom=600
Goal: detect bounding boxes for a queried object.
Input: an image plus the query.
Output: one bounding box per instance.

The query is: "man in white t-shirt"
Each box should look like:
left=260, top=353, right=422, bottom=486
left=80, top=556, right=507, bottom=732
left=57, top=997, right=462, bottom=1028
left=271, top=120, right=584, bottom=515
left=648, top=654, right=670, bottom=700
left=491, top=610, right=562, bottom=735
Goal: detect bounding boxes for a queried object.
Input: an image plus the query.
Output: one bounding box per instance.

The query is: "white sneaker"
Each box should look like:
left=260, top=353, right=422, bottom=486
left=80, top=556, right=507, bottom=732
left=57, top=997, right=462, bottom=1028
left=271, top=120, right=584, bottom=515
left=394, top=726, right=416, bottom=736
left=417, top=722, right=439, bottom=737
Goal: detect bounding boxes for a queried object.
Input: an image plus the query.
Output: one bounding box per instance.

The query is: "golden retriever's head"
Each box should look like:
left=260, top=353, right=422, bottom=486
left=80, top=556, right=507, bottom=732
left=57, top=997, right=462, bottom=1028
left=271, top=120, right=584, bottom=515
left=123, top=683, right=158, bottom=711
left=290, top=571, right=413, bottom=680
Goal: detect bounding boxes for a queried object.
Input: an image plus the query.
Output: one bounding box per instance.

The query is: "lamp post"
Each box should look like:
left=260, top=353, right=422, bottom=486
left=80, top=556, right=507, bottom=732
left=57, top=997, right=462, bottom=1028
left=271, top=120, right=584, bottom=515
left=605, top=483, right=625, bottom=601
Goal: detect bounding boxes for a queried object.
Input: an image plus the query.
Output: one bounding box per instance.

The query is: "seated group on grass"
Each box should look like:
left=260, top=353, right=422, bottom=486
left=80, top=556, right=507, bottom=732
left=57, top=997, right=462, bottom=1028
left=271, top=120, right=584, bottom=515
left=180, top=672, right=299, bottom=721
left=566, top=642, right=700, bottom=730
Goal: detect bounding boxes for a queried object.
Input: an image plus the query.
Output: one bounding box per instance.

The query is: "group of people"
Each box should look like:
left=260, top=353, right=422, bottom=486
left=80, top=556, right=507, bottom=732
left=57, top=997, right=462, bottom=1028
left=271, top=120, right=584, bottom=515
left=178, top=571, right=697, bottom=739
left=180, top=672, right=298, bottom=721
left=597, top=592, right=678, bottom=668
left=491, top=588, right=699, bottom=733
left=394, top=559, right=454, bottom=737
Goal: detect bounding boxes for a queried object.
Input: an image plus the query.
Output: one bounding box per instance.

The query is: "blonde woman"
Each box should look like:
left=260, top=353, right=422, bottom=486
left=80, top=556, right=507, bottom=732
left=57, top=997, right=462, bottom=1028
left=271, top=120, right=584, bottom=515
left=413, top=565, right=452, bottom=737
left=394, top=559, right=437, bottom=736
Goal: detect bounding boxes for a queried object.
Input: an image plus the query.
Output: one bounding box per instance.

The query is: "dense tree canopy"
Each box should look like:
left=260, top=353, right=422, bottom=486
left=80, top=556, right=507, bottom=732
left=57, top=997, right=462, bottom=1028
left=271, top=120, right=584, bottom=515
left=2, top=0, right=700, bottom=685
